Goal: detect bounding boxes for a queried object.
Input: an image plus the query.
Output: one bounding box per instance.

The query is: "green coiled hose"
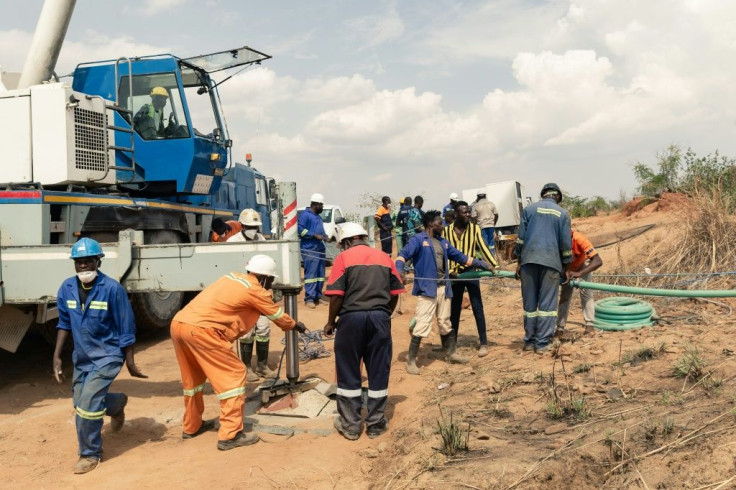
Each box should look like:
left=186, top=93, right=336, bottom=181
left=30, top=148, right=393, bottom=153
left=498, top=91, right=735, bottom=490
left=457, top=270, right=736, bottom=331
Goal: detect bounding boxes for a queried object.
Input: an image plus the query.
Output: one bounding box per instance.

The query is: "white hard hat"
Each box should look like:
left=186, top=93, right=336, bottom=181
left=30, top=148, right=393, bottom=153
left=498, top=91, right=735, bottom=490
left=238, top=208, right=262, bottom=226
left=245, top=254, right=278, bottom=278
left=339, top=222, right=368, bottom=243
left=310, top=193, right=325, bottom=204
left=449, top=192, right=458, bottom=200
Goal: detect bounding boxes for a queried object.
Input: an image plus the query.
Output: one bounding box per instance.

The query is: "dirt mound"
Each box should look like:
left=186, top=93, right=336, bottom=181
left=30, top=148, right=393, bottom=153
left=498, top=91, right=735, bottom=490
left=622, top=192, right=691, bottom=217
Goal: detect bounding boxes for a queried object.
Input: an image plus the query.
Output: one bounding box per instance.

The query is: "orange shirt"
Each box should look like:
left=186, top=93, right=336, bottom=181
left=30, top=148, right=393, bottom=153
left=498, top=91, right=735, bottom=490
left=570, top=231, right=598, bottom=272
left=210, top=220, right=243, bottom=242
left=173, top=272, right=295, bottom=342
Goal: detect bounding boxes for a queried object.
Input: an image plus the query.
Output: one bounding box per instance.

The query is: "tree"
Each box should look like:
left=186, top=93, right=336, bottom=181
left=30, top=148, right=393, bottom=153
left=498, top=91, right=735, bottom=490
left=633, top=145, right=682, bottom=197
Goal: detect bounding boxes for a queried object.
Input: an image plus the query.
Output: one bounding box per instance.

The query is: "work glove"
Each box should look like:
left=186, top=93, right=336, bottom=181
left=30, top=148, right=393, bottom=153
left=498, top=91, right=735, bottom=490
left=471, top=259, right=492, bottom=271
left=294, top=321, right=307, bottom=334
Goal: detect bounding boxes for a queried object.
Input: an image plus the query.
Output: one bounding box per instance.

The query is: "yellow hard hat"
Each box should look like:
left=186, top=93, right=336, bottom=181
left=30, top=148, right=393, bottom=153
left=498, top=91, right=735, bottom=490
left=150, top=86, right=168, bottom=97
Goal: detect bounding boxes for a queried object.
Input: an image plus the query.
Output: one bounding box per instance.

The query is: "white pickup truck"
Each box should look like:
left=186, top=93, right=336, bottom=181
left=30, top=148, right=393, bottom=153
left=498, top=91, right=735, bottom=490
left=297, top=204, right=346, bottom=242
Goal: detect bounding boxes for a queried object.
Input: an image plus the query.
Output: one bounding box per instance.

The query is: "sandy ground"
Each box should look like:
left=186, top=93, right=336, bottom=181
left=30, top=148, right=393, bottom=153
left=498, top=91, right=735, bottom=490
left=2, top=195, right=736, bottom=488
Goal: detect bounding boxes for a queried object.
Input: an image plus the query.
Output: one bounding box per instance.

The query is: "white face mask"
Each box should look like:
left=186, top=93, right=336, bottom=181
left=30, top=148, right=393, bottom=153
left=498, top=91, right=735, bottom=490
left=77, top=270, right=98, bottom=284
left=244, top=229, right=258, bottom=239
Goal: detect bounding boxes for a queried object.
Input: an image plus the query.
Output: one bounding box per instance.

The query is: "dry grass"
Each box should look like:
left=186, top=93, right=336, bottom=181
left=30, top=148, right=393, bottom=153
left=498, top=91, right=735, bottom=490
left=610, top=189, right=736, bottom=289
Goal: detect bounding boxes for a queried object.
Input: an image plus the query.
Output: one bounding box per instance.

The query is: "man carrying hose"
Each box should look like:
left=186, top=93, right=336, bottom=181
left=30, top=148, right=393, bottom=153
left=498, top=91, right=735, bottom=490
left=397, top=210, right=492, bottom=374
left=557, top=230, right=603, bottom=336
left=515, top=183, right=573, bottom=354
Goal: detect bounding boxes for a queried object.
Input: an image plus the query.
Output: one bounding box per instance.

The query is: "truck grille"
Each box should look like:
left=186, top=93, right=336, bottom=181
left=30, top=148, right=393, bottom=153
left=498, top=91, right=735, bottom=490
left=74, top=107, right=108, bottom=172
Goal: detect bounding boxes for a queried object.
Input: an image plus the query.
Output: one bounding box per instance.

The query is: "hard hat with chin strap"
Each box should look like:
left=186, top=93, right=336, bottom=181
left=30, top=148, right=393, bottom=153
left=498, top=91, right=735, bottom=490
left=245, top=254, right=278, bottom=278
left=238, top=208, right=262, bottom=226
left=339, top=222, right=368, bottom=243
left=310, top=193, right=324, bottom=204
left=70, top=238, right=105, bottom=259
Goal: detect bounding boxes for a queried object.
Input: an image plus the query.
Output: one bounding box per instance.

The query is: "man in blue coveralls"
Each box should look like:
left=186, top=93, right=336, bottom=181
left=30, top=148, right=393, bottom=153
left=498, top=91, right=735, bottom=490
left=514, top=183, right=573, bottom=354
left=52, top=238, right=146, bottom=474
left=298, top=193, right=327, bottom=309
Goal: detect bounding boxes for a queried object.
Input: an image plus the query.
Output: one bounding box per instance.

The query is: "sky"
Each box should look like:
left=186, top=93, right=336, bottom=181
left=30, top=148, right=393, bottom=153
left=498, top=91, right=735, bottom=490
left=2, top=0, right=736, bottom=214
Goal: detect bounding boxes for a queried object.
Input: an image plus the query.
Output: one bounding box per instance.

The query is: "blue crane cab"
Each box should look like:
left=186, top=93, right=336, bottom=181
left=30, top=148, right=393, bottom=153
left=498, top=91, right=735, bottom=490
left=71, top=46, right=271, bottom=202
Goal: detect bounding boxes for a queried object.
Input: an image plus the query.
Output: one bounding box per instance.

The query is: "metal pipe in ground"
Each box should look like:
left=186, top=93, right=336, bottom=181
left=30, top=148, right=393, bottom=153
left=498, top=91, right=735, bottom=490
left=283, top=293, right=300, bottom=385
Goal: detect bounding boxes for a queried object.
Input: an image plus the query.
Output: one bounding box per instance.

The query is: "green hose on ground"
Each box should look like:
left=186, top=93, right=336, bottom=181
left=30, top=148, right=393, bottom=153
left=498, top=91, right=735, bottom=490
left=571, top=279, right=736, bottom=298
left=458, top=269, right=736, bottom=331
left=593, top=297, right=655, bottom=330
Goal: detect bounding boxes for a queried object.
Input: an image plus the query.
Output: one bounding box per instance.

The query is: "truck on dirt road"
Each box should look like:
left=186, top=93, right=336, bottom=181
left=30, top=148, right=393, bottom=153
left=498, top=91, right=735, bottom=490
left=0, top=0, right=300, bottom=353
left=461, top=180, right=531, bottom=235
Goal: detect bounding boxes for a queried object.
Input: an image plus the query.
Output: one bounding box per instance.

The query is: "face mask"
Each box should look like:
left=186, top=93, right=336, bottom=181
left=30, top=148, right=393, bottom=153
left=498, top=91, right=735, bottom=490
left=244, top=229, right=258, bottom=239
left=77, top=270, right=98, bottom=284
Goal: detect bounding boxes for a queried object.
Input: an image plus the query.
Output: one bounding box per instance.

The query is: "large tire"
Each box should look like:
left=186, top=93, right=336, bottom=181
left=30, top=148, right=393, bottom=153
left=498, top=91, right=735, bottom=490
left=131, top=230, right=185, bottom=331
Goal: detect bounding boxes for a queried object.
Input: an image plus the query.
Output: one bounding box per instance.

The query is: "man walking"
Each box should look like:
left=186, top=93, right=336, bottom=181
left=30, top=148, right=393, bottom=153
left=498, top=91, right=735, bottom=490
left=515, top=183, right=573, bottom=353
left=374, top=196, right=393, bottom=256
left=443, top=201, right=499, bottom=357
left=324, top=223, right=404, bottom=440
left=557, top=230, right=603, bottom=335
left=53, top=238, right=146, bottom=474
left=170, top=255, right=306, bottom=450
left=299, top=193, right=327, bottom=308
left=396, top=211, right=492, bottom=375
left=471, top=192, right=499, bottom=256
left=228, top=209, right=275, bottom=380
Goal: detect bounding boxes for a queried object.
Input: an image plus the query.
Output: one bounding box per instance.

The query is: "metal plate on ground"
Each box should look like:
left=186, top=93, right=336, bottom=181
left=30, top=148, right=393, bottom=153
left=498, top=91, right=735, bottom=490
left=258, top=389, right=330, bottom=418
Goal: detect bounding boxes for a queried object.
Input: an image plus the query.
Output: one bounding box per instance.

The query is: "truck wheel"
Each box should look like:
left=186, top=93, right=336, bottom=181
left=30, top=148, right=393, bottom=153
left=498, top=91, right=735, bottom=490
left=131, top=230, right=185, bottom=331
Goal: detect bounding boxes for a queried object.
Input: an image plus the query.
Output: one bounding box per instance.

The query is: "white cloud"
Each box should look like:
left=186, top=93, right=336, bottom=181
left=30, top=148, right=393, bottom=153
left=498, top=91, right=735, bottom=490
left=299, top=74, right=376, bottom=107
left=308, top=87, right=442, bottom=143
left=136, top=0, right=188, bottom=16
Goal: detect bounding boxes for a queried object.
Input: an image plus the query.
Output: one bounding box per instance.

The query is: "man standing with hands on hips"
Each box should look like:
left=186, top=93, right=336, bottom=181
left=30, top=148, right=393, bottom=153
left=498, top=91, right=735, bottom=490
left=53, top=238, right=146, bottom=474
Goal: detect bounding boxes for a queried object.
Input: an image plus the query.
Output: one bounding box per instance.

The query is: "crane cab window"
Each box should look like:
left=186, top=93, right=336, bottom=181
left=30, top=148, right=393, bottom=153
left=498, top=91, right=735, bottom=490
left=119, top=74, right=190, bottom=140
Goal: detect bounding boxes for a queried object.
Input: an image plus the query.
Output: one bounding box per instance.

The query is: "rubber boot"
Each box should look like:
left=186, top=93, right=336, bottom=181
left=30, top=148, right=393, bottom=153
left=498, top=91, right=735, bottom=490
left=442, top=334, right=468, bottom=364
left=255, top=340, right=277, bottom=379
left=240, top=341, right=260, bottom=382
left=406, top=336, right=421, bottom=375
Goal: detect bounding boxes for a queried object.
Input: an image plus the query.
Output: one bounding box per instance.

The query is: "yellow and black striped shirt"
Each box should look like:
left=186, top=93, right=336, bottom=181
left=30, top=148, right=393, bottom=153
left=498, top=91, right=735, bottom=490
left=442, top=222, right=498, bottom=274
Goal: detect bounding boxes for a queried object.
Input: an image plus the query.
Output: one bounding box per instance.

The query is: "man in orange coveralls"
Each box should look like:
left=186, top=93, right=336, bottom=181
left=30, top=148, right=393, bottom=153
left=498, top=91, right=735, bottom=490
left=170, top=254, right=306, bottom=450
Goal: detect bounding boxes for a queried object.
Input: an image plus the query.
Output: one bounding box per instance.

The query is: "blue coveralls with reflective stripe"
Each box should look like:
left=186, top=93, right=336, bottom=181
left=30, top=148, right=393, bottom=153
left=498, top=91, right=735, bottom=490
left=57, top=272, right=136, bottom=459
left=298, top=207, right=327, bottom=304
left=516, top=198, right=573, bottom=349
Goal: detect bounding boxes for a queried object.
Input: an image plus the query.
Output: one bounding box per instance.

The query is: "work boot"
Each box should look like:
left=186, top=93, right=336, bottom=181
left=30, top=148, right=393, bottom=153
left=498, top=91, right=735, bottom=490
left=477, top=345, right=489, bottom=358
left=255, top=341, right=277, bottom=379
left=442, top=334, right=468, bottom=364
left=73, top=457, right=99, bottom=474
left=366, top=419, right=389, bottom=439
left=217, top=431, right=260, bottom=451
left=240, top=340, right=260, bottom=382
left=110, top=394, right=128, bottom=432
left=333, top=417, right=360, bottom=441
left=182, top=418, right=218, bottom=439
left=406, top=336, right=421, bottom=375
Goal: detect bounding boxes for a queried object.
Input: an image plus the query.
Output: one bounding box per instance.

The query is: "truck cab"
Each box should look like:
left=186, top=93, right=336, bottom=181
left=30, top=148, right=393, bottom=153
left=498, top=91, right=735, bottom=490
left=71, top=47, right=271, bottom=201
